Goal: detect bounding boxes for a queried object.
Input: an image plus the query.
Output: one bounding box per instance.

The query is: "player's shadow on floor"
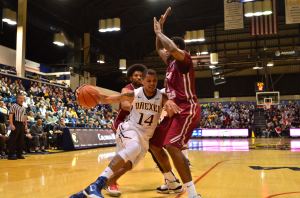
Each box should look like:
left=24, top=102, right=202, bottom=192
left=106, top=188, right=173, bottom=197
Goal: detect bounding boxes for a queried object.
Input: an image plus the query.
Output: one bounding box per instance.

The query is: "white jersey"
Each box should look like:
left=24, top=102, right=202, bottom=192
left=119, top=87, right=163, bottom=144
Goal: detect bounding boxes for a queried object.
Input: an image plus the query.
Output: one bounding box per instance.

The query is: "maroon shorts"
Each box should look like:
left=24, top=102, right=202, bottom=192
left=150, top=104, right=200, bottom=149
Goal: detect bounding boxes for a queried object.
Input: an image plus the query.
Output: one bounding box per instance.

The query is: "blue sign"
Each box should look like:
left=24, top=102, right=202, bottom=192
left=192, top=128, right=202, bottom=137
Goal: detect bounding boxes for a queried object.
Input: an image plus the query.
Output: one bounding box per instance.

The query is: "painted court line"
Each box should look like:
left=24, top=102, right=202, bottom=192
left=265, top=192, right=300, bottom=198
left=175, top=160, right=227, bottom=198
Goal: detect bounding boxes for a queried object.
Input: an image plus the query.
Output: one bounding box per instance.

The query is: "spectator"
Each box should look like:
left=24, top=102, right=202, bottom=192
left=53, top=118, right=66, bottom=149
left=0, top=101, right=8, bottom=157
left=30, top=118, right=47, bottom=152
left=27, top=111, right=35, bottom=123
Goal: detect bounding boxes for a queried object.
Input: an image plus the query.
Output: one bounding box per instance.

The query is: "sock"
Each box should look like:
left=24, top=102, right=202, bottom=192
left=163, top=171, right=177, bottom=182
left=100, top=167, right=114, bottom=179
left=184, top=181, right=198, bottom=198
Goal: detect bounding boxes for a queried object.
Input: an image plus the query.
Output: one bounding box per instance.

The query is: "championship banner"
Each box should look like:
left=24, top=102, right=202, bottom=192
left=285, top=0, right=300, bottom=24
left=63, top=128, right=116, bottom=150
left=224, top=0, right=244, bottom=30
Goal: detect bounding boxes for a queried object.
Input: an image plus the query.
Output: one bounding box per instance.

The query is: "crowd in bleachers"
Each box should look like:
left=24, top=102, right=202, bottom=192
left=263, top=103, right=300, bottom=137
left=200, top=103, right=255, bottom=129
left=0, top=74, right=116, bottom=156
left=0, top=75, right=116, bottom=128
left=200, top=102, right=300, bottom=137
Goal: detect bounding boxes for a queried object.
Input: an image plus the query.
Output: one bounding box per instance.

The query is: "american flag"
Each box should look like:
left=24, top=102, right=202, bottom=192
left=251, top=0, right=278, bottom=36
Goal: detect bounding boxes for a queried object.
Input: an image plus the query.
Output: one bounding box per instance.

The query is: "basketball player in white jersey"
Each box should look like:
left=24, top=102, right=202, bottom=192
left=70, top=69, right=181, bottom=198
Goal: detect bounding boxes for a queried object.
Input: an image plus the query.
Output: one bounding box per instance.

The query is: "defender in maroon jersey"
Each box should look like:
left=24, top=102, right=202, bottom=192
left=112, top=83, right=134, bottom=132
left=150, top=7, right=201, bottom=198
left=112, top=64, right=146, bottom=132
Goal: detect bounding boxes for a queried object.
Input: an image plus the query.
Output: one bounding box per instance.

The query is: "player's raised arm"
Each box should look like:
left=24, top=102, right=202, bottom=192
left=156, top=7, right=171, bottom=65
left=120, top=87, right=133, bottom=111
left=101, top=91, right=134, bottom=104
left=154, top=17, right=185, bottom=62
left=76, top=85, right=134, bottom=107
left=90, top=86, right=134, bottom=104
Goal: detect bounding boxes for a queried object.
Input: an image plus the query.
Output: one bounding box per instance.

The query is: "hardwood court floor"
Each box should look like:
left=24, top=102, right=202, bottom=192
left=1, top=138, right=300, bottom=198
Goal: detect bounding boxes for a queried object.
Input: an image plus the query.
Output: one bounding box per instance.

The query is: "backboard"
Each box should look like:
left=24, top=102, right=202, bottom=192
left=256, top=91, right=280, bottom=107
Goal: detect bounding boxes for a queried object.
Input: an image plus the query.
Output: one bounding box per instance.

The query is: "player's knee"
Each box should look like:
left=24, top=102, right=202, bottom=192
left=124, top=161, right=133, bottom=170
left=149, top=143, right=161, bottom=154
left=150, top=144, right=170, bottom=161
left=127, top=141, right=142, bottom=157
left=149, top=143, right=156, bottom=151
left=165, top=144, right=180, bottom=154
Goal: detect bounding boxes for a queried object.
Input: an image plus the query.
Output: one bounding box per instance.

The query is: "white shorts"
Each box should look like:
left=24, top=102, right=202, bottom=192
left=116, top=129, right=148, bottom=167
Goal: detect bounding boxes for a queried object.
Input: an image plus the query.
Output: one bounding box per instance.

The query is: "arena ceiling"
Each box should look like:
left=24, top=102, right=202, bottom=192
left=0, top=0, right=298, bottom=79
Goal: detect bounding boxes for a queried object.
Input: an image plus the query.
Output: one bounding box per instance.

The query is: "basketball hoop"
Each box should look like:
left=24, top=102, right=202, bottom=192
left=264, top=102, right=272, bottom=110
left=263, top=98, right=273, bottom=110
left=256, top=92, right=280, bottom=107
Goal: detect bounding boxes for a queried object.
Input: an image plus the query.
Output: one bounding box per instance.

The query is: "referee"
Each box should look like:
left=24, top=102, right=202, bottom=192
left=7, top=94, right=27, bottom=160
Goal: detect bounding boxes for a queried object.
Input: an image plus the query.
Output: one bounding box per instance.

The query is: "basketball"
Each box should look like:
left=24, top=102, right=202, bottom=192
left=76, top=84, right=100, bottom=108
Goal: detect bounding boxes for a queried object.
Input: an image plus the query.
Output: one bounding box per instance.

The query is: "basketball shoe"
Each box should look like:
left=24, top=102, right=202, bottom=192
left=69, top=191, right=86, bottom=198
left=82, top=176, right=107, bottom=198
left=156, top=179, right=183, bottom=194
left=106, top=184, right=121, bottom=197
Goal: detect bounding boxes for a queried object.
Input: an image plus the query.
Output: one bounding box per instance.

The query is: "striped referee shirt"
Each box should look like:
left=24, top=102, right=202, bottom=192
left=9, top=103, right=26, bottom=122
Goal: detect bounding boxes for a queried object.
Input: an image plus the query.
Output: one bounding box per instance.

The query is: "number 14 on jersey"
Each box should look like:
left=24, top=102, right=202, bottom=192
left=137, top=113, right=154, bottom=126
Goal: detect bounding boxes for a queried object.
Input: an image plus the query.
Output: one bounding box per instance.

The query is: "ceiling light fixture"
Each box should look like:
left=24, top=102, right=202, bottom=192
left=2, top=8, right=17, bottom=25
left=98, top=18, right=121, bottom=33
left=263, top=0, right=272, bottom=15
left=210, top=53, right=218, bottom=64
left=119, top=59, right=126, bottom=70
left=53, top=33, right=66, bottom=47
left=184, top=30, right=205, bottom=43
left=99, top=19, right=106, bottom=32
left=200, top=44, right=209, bottom=55
left=253, top=66, right=263, bottom=70
left=267, top=61, right=274, bottom=67
left=254, top=1, right=263, bottom=16
left=244, top=2, right=254, bottom=17
left=97, top=54, right=105, bottom=64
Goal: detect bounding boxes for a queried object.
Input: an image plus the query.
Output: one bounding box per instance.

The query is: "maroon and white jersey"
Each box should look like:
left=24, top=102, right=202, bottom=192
left=112, top=83, right=134, bottom=131
left=165, top=52, right=198, bottom=108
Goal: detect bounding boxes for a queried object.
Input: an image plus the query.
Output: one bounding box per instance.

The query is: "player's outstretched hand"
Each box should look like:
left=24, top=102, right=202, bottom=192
left=159, top=7, right=171, bottom=30
left=164, top=100, right=182, bottom=117
left=153, top=17, right=162, bottom=34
